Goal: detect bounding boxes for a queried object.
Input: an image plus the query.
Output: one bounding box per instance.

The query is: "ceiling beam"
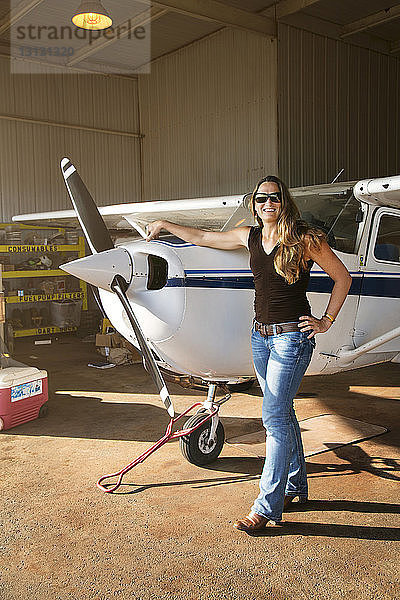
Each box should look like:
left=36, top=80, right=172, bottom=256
left=153, top=0, right=276, bottom=37
left=0, top=0, right=45, bottom=36
left=262, top=0, right=322, bottom=20
left=0, top=53, right=138, bottom=80
left=67, top=6, right=168, bottom=66
left=341, top=3, right=400, bottom=38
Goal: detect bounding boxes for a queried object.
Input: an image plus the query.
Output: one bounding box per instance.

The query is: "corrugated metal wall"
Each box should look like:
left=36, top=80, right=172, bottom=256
left=3, top=23, right=399, bottom=220
left=139, top=28, right=278, bottom=201
left=278, top=24, right=400, bottom=187
left=0, top=60, right=141, bottom=221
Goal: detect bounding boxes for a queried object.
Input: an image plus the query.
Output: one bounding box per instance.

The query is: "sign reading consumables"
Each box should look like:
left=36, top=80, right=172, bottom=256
left=11, top=379, right=42, bottom=402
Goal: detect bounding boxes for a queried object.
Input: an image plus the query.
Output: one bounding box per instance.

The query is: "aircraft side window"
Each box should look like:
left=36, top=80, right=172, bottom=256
left=374, top=215, right=400, bottom=263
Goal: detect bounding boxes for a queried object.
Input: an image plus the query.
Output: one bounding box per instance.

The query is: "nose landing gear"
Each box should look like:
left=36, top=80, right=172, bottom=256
left=180, top=383, right=228, bottom=466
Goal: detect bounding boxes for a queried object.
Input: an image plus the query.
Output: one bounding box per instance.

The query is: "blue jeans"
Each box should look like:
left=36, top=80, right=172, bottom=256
left=251, top=326, right=315, bottom=522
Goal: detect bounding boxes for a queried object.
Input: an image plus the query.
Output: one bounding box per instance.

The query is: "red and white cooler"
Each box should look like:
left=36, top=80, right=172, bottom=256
left=0, top=366, right=48, bottom=431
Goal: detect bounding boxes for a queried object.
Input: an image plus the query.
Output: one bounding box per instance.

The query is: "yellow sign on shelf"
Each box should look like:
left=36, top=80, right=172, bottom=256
left=3, top=269, right=65, bottom=278
left=0, top=244, right=80, bottom=253
left=6, top=291, right=84, bottom=304
left=13, top=326, right=78, bottom=338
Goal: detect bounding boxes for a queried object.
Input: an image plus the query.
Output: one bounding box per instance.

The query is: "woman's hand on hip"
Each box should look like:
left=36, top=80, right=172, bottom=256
left=298, top=315, right=332, bottom=338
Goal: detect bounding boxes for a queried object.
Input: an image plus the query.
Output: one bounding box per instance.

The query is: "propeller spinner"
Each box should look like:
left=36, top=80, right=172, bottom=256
left=60, top=158, right=175, bottom=418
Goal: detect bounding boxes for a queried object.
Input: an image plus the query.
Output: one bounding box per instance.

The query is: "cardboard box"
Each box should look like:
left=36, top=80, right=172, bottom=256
left=120, top=338, right=142, bottom=363
left=95, top=332, right=122, bottom=348
left=95, top=333, right=142, bottom=364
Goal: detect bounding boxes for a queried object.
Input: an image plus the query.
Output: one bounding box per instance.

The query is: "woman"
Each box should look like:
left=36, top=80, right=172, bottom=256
left=146, top=175, right=352, bottom=533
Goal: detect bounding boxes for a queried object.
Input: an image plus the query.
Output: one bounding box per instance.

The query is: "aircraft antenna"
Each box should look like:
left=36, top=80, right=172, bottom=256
left=330, top=168, right=345, bottom=184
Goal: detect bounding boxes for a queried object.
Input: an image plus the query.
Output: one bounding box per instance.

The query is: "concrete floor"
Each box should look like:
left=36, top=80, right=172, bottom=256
left=1, top=336, right=399, bottom=600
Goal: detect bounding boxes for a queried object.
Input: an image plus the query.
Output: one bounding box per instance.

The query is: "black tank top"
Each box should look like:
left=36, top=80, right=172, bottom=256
left=248, top=226, right=312, bottom=324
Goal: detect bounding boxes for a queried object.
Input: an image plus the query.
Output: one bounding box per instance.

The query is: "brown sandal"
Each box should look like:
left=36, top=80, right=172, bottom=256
left=233, top=511, right=270, bottom=532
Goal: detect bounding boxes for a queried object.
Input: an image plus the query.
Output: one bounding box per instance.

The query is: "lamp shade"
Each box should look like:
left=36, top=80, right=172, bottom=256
left=72, top=1, right=112, bottom=30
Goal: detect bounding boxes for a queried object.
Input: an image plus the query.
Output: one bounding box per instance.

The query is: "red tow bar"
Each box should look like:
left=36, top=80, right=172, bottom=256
left=97, top=402, right=219, bottom=493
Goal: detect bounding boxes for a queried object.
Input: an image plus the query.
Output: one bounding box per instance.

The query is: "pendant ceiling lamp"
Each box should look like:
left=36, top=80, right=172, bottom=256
left=72, top=1, right=112, bottom=30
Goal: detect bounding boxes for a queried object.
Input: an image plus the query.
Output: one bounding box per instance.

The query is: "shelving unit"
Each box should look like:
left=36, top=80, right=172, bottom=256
left=0, top=225, right=87, bottom=338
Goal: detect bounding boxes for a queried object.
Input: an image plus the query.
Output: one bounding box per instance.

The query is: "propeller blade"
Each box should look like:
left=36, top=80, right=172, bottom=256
left=111, top=275, right=174, bottom=418
left=60, top=157, right=114, bottom=253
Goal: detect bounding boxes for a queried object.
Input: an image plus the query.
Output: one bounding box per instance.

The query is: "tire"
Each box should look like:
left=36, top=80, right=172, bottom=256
left=179, top=413, right=225, bottom=466
left=227, top=379, right=255, bottom=392
left=38, top=404, right=48, bottom=418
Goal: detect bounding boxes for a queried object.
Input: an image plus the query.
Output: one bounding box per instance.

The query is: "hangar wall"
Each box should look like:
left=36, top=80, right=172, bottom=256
left=2, top=21, right=399, bottom=221
left=0, top=59, right=141, bottom=221
left=278, top=24, right=400, bottom=188
left=139, top=28, right=278, bottom=201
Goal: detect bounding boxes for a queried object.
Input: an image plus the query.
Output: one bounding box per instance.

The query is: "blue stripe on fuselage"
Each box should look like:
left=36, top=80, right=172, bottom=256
left=165, top=272, right=400, bottom=298
left=167, top=276, right=254, bottom=289
left=358, top=276, right=400, bottom=298
left=153, top=237, right=399, bottom=297
left=153, top=236, right=194, bottom=247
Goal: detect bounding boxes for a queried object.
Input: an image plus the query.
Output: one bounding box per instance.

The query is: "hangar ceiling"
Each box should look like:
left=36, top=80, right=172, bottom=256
left=0, top=0, right=399, bottom=76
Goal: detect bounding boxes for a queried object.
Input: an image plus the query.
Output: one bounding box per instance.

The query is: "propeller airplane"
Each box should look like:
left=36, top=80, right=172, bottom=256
left=13, top=160, right=400, bottom=480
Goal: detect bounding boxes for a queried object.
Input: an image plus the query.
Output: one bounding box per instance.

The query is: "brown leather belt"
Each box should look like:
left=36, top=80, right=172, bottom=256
left=253, top=320, right=300, bottom=337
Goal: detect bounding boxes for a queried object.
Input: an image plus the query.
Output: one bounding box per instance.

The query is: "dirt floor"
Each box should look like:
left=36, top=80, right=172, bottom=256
left=1, top=336, right=399, bottom=600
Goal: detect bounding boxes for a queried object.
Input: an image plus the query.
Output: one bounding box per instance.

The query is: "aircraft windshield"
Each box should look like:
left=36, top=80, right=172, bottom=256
left=292, top=187, right=363, bottom=253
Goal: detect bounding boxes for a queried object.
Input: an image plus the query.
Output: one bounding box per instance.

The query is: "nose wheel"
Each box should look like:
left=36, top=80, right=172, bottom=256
left=179, top=383, right=227, bottom=466
left=179, top=412, right=225, bottom=465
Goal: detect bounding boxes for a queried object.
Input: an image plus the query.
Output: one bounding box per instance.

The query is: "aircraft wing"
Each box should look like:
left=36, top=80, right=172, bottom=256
left=353, top=175, right=400, bottom=209
left=15, top=178, right=376, bottom=238
left=13, top=195, right=249, bottom=237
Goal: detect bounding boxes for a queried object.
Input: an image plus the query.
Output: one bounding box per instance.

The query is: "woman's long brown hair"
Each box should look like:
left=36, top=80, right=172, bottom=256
left=251, top=175, right=325, bottom=285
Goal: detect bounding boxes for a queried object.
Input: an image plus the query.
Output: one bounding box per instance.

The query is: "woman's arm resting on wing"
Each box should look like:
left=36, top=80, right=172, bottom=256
left=299, top=239, right=352, bottom=338
left=146, top=220, right=250, bottom=250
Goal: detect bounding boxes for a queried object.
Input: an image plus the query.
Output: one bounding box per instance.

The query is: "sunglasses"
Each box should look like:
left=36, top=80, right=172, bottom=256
left=254, top=192, right=282, bottom=204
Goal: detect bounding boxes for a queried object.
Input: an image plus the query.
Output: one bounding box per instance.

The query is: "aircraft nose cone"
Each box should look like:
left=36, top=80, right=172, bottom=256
left=60, top=247, right=133, bottom=291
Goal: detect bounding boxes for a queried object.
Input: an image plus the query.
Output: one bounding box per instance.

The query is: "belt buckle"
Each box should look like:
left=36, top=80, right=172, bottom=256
left=275, top=324, right=283, bottom=335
